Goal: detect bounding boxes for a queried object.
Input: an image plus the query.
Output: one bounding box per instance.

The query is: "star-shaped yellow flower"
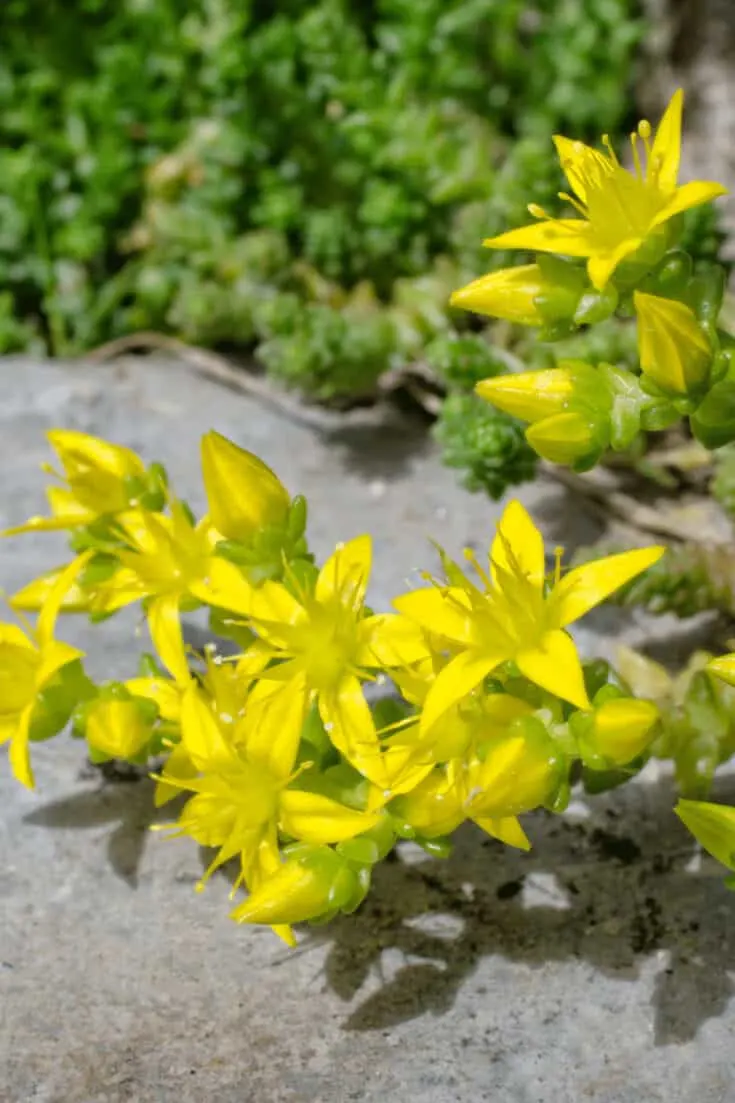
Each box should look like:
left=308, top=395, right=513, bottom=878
left=394, top=501, right=664, bottom=733
left=0, top=554, right=91, bottom=787
left=483, top=90, right=728, bottom=290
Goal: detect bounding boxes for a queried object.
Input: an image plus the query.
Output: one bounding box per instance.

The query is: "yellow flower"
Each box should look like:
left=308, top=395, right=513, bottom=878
left=634, top=291, right=713, bottom=396
left=158, top=686, right=381, bottom=945
left=483, top=90, right=728, bottom=290
left=91, top=501, right=217, bottom=615
left=201, top=431, right=290, bottom=542
left=121, top=591, right=271, bottom=803
left=394, top=500, right=664, bottom=732
left=675, top=798, right=735, bottom=871
left=205, top=535, right=426, bottom=786
left=0, top=554, right=90, bottom=787
left=4, top=430, right=146, bottom=534
left=392, top=723, right=560, bottom=851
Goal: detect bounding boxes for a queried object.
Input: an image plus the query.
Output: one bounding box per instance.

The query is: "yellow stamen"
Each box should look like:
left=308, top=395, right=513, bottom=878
left=601, top=135, right=619, bottom=166
left=553, top=546, right=564, bottom=586
left=528, top=203, right=551, bottom=220
left=630, top=133, right=643, bottom=180
left=463, top=547, right=492, bottom=591
left=559, top=191, right=587, bottom=217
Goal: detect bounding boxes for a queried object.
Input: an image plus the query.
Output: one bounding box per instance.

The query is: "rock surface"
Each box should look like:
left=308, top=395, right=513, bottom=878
left=1, top=355, right=734, bottom=1103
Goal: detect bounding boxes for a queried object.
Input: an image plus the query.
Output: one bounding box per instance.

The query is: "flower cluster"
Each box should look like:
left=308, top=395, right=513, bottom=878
left=450, top=87, right=735, bottom=878
left=2, top=429, right=666, bottom=942
left=451, top=89, right=734, bottom=465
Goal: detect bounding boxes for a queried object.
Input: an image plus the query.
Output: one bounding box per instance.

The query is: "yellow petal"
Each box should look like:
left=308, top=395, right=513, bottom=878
left=0, top=623, right=36, bottom=651
left=239, top=673, right=308, bottom=780
left=318, top=674, right=381, bottom=773
left=420, top=648, right=508, bottom=735
left=708, top=653, right=735, bottom=687
left=483, top=218, right=595, bottom=259
left=490, top=499, right=545, bottom=589
left=35, top=639, right=84, bottom=689
left=675, top=798, right=735, bottom=870
left=8, top=705, right=33, bottom=788
left=587, top=237, right=642, bottom=290
left=316, top=534, right=372, bottom=606
left=147, top=593, right=190, bottom=685
left=3, top=486, right=96, bottom=535
left=649, top=88, right=683, bottom=193
left=279, top=790, right=380, bottom=844
left=48, top=429, right=145, bottom=479
left=154, top=742, right=198, bottom=807
left=516, top=629, right=590, bottom=710
left=552, top=135, right=612, bottom=203
left=551, top=546, right=665, bottom=627
left=10, top=567, right=91, bottom=614
left=652, top=180, right=729, bottom=228
left=393, top=586, right=473, bottom=645
left=36, top=551, right=93, bottom=646
left=189, top=556, right=254, bottom=618
left=179, top=684, right=234, bottom=771
left=200, top=431, right=290, bottom=542
left=473, top=814, right=531, bottom=850
left=356, top=613, right=429, bottom=667
left=248, top=579, right=305, bottom=640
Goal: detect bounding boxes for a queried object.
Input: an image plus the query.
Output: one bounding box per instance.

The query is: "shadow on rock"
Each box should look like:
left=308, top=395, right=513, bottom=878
left=322, top=407, right=432, bottom=481
left=298, top=773, right=735, bottom=1045
left=23, top=775, right=179, bottom=887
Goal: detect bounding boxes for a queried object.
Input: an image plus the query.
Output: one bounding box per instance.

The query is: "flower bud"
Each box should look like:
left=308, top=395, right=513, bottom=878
left=201, top=431, right=290, bottom=543
left=476, top=366, right=576, bottom=422
left=634, top=291, right=713, bottom=396
left=451, top=264, right=582, bottom=327
left=526, top=411, right=604, bottom=466
left=465, top=719, right=561, bottom=819
left=47, top=430, right=146, bottom=514
left=229, top=846, right=361, bottom=927
left=586, top=697, right=659, bottom=765
left=85, top=697, right=152, bottom=760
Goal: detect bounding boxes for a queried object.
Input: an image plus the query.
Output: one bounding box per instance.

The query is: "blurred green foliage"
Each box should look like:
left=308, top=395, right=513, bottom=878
left=0, top=0, right=665, bottom=491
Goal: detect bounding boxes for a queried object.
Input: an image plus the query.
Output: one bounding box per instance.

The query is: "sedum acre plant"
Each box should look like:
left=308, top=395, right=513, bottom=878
left=5, top=88, right=735, bottom=940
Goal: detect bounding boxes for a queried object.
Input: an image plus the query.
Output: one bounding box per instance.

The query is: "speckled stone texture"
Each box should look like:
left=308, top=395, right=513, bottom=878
left=1, top=356, right=734, bottom=1103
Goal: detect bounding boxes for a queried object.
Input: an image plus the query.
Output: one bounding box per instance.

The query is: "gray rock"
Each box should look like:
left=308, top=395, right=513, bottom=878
left=1, top=356, right=733, bottom=1103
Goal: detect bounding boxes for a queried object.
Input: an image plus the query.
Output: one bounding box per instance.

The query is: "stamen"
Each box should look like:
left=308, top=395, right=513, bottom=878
left=528, top=203, right=551, bottom=220
left=558, top=191, right=587, bottom=217
left=553, top=546, right=564, bottom=586
left=463, top=547, right=492, bottom=590
left=638, top=120, right=653, bottom=175
left=601, top=134, right=619, bottom=166
left=630, top=133, right=643, bottom=180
